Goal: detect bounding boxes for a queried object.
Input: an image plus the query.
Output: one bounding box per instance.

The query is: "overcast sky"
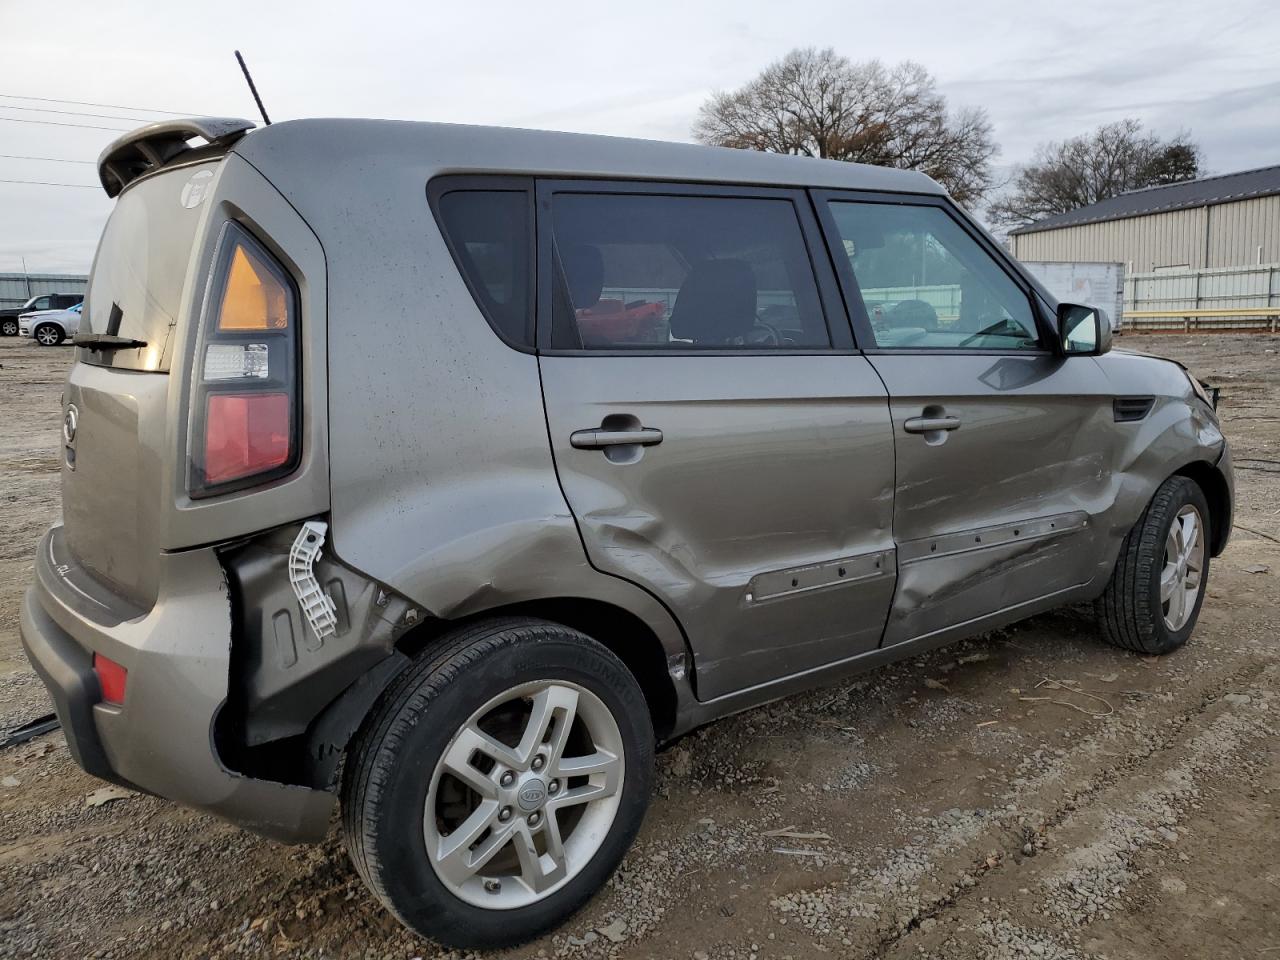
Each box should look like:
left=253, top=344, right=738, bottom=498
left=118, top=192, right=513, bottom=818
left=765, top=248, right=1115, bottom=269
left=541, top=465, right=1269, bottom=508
left=2, top=0, right=1277, bottom=274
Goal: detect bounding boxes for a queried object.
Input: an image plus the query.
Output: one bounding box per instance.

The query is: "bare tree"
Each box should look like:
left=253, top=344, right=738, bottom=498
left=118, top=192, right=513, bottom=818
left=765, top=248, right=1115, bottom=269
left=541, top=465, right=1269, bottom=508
left=693, top=49, right=998, bottom=207
left=987, top=120, right=1203, bottom=228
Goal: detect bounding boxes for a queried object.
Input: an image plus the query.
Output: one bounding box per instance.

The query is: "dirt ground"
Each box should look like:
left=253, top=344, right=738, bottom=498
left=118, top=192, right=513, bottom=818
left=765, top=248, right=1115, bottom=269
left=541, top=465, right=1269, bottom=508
left=1, top=334, right=1277, bottom=960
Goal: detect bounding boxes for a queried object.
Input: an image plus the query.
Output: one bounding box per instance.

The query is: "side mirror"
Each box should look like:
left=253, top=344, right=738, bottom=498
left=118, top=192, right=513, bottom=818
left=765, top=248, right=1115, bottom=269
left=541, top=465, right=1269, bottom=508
left=1057, top=302, right=1112, bottom=356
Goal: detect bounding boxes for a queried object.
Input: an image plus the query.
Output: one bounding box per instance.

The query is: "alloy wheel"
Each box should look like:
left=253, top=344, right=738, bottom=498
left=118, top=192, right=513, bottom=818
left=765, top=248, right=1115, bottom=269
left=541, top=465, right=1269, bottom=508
left=423, top=679, right=625, bottom=909
left=1160, top=504, right=1204, bottom=631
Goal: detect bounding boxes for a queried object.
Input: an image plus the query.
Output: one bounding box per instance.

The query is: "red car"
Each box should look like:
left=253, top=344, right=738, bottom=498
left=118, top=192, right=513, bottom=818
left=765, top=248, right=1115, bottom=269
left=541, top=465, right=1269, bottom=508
left=577, top=298, right=667, bottom=343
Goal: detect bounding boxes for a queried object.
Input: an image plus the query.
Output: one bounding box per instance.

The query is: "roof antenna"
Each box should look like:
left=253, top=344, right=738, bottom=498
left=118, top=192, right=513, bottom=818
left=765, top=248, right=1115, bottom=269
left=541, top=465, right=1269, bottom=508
left=234, top=50, right=271, bottom=126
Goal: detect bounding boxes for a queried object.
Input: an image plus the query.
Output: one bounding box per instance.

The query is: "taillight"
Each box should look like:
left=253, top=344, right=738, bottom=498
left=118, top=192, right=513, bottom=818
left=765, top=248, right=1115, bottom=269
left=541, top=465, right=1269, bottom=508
left=190, top=224, right=300, bottom=497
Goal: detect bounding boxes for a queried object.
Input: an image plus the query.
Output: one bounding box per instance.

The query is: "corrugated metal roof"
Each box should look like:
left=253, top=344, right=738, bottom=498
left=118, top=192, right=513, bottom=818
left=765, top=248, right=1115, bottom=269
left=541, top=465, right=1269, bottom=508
left=1010, top=164, right=1280, bottom=235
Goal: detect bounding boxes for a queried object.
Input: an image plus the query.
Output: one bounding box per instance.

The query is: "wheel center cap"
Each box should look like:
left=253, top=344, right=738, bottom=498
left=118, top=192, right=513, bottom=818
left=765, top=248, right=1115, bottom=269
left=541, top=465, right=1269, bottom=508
left=516, top=778, right=547, bottom=812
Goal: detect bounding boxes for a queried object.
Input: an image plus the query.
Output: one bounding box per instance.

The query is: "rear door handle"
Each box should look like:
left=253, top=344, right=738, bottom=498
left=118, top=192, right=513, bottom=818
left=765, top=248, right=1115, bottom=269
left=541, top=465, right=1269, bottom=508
left=570, top=427, right=664, bottom=449
left=903, top=415, right=961, bottom=434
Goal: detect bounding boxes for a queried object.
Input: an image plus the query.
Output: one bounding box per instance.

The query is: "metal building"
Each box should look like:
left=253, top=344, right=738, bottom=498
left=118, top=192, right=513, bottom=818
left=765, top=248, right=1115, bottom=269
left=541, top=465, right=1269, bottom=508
left=0, top=273, right=88, bottom=311
left=1008, top=165, right=1280, bottom=273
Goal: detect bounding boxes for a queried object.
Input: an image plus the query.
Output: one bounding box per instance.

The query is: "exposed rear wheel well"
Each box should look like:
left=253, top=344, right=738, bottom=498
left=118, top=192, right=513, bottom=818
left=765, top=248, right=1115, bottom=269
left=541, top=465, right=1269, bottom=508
left=1175, top=460, right=1230, bottom=556
left=398, top=599, right=679, bottom=742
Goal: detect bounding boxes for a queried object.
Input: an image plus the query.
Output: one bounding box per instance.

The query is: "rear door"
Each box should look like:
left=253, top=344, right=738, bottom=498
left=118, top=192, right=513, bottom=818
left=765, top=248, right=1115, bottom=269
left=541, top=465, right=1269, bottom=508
left=815, top=193, right=1116, bottom=647
left=537, top=182, right=897, bottom=701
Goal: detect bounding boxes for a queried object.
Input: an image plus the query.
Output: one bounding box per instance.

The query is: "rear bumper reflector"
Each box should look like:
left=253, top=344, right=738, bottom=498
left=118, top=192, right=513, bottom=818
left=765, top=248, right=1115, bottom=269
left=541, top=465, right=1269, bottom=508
left=93, top=653, right=128, bottom=705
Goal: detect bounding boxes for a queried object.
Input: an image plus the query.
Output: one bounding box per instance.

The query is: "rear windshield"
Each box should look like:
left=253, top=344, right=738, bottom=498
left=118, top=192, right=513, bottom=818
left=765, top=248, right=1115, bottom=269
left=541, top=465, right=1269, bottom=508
left=82, top=162, right=218, bottom=371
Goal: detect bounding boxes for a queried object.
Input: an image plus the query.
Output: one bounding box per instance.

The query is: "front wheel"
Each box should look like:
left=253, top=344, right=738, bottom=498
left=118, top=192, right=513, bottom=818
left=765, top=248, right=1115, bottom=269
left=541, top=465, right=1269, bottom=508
left=34, top=323, right=64, bottom=346
left=0, top=318, right=17, bottom=337
left=1094, top=475, right=1210, bottom=654
left=341, top=618, right=654, bottom=950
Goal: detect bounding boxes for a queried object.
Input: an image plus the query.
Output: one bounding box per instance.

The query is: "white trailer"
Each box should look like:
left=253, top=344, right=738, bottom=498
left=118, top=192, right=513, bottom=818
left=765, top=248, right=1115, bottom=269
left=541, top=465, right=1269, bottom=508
left=1020, top=261, right=1125, bottom=331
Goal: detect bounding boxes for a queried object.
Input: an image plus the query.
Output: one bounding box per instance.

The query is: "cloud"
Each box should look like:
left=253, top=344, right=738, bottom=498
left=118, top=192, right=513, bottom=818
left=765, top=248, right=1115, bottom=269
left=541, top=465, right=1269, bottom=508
left=2, top=0, right=1276, bottom=272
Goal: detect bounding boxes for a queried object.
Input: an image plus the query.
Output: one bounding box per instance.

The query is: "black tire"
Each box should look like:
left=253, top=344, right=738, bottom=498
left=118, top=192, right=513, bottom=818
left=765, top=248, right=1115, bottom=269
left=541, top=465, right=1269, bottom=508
left=34, top=323, right=64, bottom=346
left=1094, top=475, right=1211, bottom=654
left=341, top=617, right=654, bottom=950
left=0, top=318, right=17, bottom=337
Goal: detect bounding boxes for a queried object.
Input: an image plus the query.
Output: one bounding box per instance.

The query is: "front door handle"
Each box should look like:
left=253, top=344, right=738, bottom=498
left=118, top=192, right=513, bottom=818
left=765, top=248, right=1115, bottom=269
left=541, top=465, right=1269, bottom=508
left=570, top=426, right=664, bottom=449
left=903, top=415, right=961, bottom=434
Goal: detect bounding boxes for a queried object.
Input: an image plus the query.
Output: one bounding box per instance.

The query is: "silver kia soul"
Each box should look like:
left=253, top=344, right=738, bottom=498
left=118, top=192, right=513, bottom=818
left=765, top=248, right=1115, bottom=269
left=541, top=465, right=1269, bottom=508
left=20, top=116, right=1232, bottom=948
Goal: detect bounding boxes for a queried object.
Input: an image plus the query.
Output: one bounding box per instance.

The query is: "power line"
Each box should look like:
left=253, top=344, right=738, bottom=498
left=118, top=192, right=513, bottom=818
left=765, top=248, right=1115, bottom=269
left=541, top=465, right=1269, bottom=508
left=0, top=116, right=129, bottom=132
left=0, top=103, right=161, bottom=123
left=0, top=154, right=95, bottom=164
left=0, top=93, right=196, bottom=116
left=0, top=178, right=99, bottom=189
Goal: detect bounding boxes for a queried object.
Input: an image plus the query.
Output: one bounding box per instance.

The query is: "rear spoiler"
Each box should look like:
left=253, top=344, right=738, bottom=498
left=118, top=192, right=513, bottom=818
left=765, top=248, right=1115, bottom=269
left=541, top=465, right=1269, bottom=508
left=97, top=117, right=255, bottom=198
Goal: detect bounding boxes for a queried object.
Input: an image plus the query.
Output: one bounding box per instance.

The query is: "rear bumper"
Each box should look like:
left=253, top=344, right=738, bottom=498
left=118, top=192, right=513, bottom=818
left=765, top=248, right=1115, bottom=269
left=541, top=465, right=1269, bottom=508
left=19, top=526, right=334, bottom=843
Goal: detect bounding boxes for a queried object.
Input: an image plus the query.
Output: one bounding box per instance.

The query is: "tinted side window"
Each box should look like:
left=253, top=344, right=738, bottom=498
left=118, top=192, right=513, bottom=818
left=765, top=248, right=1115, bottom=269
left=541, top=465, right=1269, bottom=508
left=30, top=296, right=52, bottom=310
left=827, top=202, right=1039, bottom=351
left=436, top=190, right=532, bottom=347
left=550, top=193, right=829, bottom=350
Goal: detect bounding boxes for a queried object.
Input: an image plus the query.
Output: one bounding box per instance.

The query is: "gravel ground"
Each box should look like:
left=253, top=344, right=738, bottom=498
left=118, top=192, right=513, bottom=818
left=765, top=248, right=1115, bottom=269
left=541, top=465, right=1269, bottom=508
left=1, top=333, right=1277, bottom=960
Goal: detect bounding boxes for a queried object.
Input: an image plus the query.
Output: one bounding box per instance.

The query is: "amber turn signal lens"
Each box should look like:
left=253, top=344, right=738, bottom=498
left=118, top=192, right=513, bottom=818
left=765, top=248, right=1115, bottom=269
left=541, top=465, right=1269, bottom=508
left=216, top=242, right=290, bottom=331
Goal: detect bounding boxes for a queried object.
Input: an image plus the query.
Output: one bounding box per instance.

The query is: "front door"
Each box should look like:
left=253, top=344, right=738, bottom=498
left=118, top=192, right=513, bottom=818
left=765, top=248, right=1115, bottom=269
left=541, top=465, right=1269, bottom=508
left=817, top=195, right=1116, bottom=647
left=537, top=183, right=898, bottom=701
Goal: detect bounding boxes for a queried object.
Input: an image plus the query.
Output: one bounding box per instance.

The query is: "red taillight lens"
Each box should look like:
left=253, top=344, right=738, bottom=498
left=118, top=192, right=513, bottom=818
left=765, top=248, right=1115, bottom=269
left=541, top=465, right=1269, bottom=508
left=204, top=393, right=291, bottom=485
left=190, top=223, right=299, bottom=497
left=93, top=653, right=128, bottom=705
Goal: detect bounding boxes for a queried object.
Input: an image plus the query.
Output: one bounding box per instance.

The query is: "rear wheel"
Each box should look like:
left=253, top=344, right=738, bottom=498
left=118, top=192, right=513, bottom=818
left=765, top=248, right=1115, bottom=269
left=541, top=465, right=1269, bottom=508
left=0, top=318, right=17, bottom=336
left=1094, top=475, right=1210, bottom=654
left=342, top=618, right=654, bottom=950
left=34, top=323, right=64, bottom=346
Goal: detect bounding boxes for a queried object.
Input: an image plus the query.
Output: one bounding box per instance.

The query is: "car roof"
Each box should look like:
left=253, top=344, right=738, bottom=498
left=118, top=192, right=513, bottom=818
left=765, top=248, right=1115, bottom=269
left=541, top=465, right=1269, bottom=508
left=233, top=118, right=945, bottom=196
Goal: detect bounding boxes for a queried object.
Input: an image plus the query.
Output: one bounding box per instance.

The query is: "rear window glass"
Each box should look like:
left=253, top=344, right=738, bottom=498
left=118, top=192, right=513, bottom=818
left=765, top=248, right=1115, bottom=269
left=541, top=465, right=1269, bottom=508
left=549, top=193, right=829, bottom=350
left=83, top=162, right=218, bottom=370
left=435, top=190, right=533, bottom=347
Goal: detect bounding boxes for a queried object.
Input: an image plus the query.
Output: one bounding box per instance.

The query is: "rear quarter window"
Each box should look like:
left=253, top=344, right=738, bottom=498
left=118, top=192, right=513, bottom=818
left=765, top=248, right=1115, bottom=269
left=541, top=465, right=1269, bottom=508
left=433, top=188, right=534, bottom=348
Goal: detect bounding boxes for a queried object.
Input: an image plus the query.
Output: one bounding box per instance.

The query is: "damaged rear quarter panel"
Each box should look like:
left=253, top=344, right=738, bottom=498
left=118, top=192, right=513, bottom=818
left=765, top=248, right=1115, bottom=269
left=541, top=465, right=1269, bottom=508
left=249, top=140, right=691, bottom=669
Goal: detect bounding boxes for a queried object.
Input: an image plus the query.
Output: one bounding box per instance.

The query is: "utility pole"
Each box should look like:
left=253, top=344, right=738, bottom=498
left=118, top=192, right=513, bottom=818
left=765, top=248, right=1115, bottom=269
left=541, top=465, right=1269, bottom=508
left=20, top=256, right=31, bottom=298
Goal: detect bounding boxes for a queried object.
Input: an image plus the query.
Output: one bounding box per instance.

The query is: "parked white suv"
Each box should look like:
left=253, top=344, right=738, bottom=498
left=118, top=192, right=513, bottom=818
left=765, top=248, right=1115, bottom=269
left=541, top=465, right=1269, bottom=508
left=20, top=302, right=82, bottom=345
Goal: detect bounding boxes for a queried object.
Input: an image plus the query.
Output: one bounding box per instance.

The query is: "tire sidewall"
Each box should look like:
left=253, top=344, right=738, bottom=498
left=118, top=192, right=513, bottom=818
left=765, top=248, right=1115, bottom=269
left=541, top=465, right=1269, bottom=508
left=365, top=632, right=653, bottom=948
left=1141, top=479, right=1211, bottom=651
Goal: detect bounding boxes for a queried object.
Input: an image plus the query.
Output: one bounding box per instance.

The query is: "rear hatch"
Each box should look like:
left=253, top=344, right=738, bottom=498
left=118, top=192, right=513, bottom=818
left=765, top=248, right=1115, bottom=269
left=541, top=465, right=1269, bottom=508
left=62, top=161, right=220, bottom=608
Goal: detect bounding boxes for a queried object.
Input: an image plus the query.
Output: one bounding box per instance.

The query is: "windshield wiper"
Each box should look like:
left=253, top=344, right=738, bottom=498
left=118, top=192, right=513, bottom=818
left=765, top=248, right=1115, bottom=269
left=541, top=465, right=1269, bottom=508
left=73, top=333, right=147, bottom=351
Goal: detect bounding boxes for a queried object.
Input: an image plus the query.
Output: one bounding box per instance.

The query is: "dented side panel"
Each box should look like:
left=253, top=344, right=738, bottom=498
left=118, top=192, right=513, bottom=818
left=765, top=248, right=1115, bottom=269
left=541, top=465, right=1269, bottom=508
left=1084, top=349, right=1227, bottom=578
left=871, top=353, right=1117, bottom=647
left=872, top=349, right=1226, bottom=650
left=539, top=354, right=898, bottom=701
left=308, top=157, right=692, bottom=668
